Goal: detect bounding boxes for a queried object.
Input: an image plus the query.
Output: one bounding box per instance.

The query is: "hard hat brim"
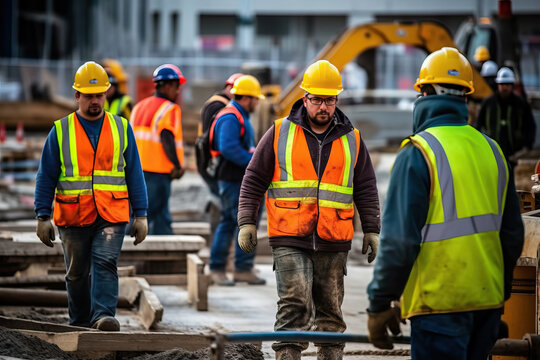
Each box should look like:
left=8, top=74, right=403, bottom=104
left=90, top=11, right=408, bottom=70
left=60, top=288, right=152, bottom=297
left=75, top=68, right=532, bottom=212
left=413, top=78, right=474, bottom=95
left=73, top=84, right=111, bottom=94
left=300, top=86, right=343, bottom=96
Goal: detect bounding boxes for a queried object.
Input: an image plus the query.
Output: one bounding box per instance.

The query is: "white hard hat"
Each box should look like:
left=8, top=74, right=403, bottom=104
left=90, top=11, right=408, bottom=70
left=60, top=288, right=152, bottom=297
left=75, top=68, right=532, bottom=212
left=480, top=60, right=498, bottom=77
left=495, top=67, right=515, bottom=84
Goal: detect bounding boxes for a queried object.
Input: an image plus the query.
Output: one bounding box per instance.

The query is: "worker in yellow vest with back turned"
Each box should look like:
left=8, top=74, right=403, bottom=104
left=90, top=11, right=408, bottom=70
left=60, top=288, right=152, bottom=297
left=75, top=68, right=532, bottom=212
left=367, top=47, right=524, bottom=359
left=34, top=61, right=148, bottom=331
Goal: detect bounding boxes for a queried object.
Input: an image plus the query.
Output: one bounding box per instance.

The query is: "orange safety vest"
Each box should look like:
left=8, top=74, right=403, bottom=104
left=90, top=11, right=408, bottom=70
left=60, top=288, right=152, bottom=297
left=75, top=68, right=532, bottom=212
left=53, top=112, right=129, bottom=226
left=266, top=117, right=361, bottom=241
left=130, top=95, right=184, bottom=173
left=209, top=104, right=245, bottom=158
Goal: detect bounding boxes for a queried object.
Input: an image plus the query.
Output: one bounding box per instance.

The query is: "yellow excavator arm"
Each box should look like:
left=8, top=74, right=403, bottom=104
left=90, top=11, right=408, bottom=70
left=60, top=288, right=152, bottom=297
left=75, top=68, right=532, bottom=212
left=274, top=21, right=492, bottom=117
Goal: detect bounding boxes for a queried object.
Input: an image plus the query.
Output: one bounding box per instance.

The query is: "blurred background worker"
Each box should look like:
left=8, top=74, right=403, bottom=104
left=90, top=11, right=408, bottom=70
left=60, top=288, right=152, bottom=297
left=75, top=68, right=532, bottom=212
left=34, top=61, right=148, bottom=331
left=473, top=45, right=490, bottom=71
left=237, top=60, right=380, bottom=360
left=104, top=71, right=132, bottom=120
left=475, top=66, right=536, bottom=164
left=208, top=75, right=265, bottom=286
left=480, top=60, right=499, bottom=93
left=367, top=48, right=524, bottom=359
left=130, top=64, right=186, bottom=235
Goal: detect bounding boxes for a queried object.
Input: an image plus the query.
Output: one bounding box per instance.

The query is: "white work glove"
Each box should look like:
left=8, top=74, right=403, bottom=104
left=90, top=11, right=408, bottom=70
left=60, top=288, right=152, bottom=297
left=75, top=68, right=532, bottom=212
left=36, top=218, right=55, bottom=247
left=238, top=224, right=257, bottom=253
left=363, top=233, right=379, bottom=263
left=130, top=216, right=148, bottom=245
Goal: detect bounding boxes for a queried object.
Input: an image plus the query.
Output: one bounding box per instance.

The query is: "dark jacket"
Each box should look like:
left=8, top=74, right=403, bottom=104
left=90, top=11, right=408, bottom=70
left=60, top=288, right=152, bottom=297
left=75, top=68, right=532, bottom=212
left=367, top=95, right=524, bottom=313
left=238, top=98, right=380, bottom=252
left=201, top=92, right=230, bottom=133
left=475, top=92, right=536, bottom=158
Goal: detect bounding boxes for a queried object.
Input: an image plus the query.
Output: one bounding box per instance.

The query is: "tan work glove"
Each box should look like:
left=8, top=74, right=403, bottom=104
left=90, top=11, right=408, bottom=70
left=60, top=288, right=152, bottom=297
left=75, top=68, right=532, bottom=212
left=238, top=224, right=257, bottom=253
left=362, top=232, right=379, bottom=263
left=36, top=218, right=55, bottom=247
left=130, top=216, right=148, bottom=245
left=170, top=167, right=185, bottom=180
left=367, top=305, right=402, bottom=349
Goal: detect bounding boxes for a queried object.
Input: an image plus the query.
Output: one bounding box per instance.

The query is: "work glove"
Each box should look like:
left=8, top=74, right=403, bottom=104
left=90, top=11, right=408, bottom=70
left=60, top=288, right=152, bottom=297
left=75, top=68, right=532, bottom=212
left=36, top=218, right=55, bottom=247
left=170, top=167, right=185, bottom=180
left=238, top=224, right=257, bottom=253
left=362, top=232, right=379, bottom=263
left=130, top=216, right=148, bottom=246
left=367, top=304, right=403, bottom=350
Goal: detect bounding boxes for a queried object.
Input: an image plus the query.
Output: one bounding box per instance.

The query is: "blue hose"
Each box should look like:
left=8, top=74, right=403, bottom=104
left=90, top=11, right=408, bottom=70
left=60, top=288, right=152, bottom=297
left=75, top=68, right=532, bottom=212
left=224, top=331, right=410, bottom=344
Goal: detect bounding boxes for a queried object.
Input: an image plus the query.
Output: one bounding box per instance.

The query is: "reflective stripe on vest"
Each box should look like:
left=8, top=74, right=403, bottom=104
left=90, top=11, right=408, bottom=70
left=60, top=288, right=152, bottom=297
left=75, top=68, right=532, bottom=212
left=56, top=112, right=127, bottom=195
left=418, top=130, right=507, bottom=243
left=266, top=117, right=359, bottom=241
left=109, top=95, right=131, bottom=116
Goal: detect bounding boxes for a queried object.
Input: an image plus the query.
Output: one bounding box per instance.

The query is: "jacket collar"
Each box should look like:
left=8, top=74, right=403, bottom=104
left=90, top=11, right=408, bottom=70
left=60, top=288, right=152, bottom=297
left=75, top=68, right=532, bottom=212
left=286, top=98, right=355, bottom=142
left=412, top=94, right=469, bottom=133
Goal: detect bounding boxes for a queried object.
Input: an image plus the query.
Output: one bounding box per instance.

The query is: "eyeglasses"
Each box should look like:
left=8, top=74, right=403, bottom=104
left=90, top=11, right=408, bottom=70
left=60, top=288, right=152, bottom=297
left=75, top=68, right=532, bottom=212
left=306, top=96, right=337, bottom=106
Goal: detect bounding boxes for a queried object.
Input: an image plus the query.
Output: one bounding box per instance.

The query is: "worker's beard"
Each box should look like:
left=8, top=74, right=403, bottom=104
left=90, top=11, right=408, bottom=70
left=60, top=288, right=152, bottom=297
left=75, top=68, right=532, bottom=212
left=87, top=105, right=103, bottom=117
left=309, top=111, right=333, bottom=127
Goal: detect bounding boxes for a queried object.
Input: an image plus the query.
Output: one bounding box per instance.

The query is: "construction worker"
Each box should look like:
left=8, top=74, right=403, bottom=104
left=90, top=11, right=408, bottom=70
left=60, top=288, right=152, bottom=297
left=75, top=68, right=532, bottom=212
left=473, top=45, right=490, bottom=70
left=367, top=48, right=524, bottom=358
left=104, top=71, right=132, bottom=120
left=237, top=60, right=380, bottom=360
left=34, top=61, right=148, bottom=330
left=130, top=64, right=186, bottom=235
left=480, top=60, right=499, bottom=93
left=102, top=58, right=129, bottom=94
left=208, top=75, right=266, bottom=286
left=475, top=66, right=536, bottom=164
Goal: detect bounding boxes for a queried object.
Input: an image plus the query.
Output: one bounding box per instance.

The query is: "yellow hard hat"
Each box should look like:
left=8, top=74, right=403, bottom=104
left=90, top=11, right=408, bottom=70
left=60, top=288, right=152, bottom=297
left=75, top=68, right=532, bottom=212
left=230, top=75, right=265, bottom=99
left=414, top=47, right=474, bottom=95
left=473, top=46, right=490, bottom=62
left=102, top=58, right=128, bottom=83
left=73, top=61, right=110, bottom=94
left=300, top=60, right=343, bottom=96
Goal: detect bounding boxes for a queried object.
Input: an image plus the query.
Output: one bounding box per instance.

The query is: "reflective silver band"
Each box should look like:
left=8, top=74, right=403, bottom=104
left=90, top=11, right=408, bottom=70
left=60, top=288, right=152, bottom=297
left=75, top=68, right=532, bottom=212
left=319, top=189, right=353, bottom=204
left=267, top=186, right=317, bottom=199
left=112, top=114, right=126, bottom=172
left=57, top=180, right=92, bottom=191
left=60, top=116, right=73, bottom=177
left=344, top=131, right=357, bottom=188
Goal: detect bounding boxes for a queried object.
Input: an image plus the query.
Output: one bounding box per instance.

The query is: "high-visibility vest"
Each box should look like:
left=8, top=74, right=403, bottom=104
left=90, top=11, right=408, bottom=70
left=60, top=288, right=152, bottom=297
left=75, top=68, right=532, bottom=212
left=53, top=112, right=129, bottom=226
left=209, top=104, right=245, bottom=158
left=130, top=96, right=184, bottom=173
left=400, top=125, right=508, bottom=319
left=266, top=117, right=360, bottom=241
left=105, top=94, right=132, bottom=119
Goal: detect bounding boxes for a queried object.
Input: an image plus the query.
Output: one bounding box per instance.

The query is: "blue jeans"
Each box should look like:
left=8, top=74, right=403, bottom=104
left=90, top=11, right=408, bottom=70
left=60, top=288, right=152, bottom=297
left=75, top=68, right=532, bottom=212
left=410, top=308, right=503, bottom=360
left=209, top=180, right=255, bottom=272
left=144, top=171, right=173, bottom=235
left=58, top=217, right=126, bottom=327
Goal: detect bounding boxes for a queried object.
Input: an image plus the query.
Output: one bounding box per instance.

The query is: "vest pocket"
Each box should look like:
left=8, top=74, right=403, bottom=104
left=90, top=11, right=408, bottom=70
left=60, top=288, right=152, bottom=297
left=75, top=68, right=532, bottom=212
left=55, top=194, right=79, bottom=204
left=268, top=200, right=317, bottom=237
left=318, top=208, right=354, bottom=241
left=53, top=194, right=85, bottom=226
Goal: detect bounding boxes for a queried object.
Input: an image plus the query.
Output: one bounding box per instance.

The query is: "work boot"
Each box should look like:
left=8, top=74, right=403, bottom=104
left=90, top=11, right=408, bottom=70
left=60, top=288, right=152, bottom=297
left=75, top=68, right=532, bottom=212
left=233, top=269, right=266, bottom=285
left=91, top=316, right=120, bottom=331
left=210, top=271, right=235, bottom=286
left=275, top=347, right=301, bottom=360
left=317, top=346, right=344, bottom=360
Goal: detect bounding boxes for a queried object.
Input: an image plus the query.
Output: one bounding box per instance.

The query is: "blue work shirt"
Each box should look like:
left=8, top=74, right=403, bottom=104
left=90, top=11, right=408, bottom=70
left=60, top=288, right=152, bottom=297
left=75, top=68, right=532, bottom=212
left=34, top=111, right=148, bottom=218
left=213, top=100, right=255, bottom=167
left=367, top=95, right=524, bottom=313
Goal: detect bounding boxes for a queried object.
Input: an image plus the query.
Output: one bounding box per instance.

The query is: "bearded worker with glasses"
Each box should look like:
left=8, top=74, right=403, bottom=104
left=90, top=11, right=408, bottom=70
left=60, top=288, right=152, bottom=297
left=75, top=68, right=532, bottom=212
left=236, top=60, right=380, bottom=360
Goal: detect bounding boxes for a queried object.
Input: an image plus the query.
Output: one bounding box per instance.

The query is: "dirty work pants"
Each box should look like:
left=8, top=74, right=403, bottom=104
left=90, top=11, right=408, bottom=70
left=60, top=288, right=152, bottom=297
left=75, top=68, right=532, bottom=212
left=271, top=246, right=347, bottom=353
left=410, top=308, right=503, bottom=360
left=58, top=217, right=126, bottom=327
left=144, top=171, right=173, bottom=235
left=209, top=180, right=255, bottom=272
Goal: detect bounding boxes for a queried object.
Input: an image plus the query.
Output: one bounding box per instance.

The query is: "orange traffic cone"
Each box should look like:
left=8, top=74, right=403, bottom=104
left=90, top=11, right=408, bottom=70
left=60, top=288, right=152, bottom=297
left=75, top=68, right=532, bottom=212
left=16, top=122, right=24, bottom=143
left=0, top=123, right=5, bottom=143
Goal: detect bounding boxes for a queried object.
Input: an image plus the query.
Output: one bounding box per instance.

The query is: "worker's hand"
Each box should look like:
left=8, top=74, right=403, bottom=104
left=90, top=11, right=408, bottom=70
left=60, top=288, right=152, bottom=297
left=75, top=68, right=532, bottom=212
left=130, top=217, right=148, bottom=245
left=362, top=233, right=379, bottom=263
left=367, top=306, right=402, bottom=350
left=238, top=224, right=257, bottom=253
left=170, top=167, right=185, bottom=180
left=36, top=218, right=55, bottom=247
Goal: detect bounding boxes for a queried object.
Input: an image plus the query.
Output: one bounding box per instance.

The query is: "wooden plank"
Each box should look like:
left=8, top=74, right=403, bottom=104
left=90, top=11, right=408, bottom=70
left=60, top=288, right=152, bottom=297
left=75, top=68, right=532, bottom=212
left=142, top=274, right=187, bottom=285
left=18, top=330, right=211, bottom=352
left=187, top=254, right=209, bottom=311
left=138, top=288, right=163, bottom=330
left=521, top=214, right=540, bottom=258
left=118, top=278, right=142, bottom=306
left=0, top=274, right=65, bottom=287
left=0, top=315, right=93, bottom=333
left=0, top=288, right=132, bottom=308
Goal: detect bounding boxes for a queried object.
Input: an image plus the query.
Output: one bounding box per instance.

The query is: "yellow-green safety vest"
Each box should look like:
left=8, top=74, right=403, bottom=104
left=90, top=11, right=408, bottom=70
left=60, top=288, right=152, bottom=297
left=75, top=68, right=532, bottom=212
left=400, top=125, right=508, bottom=319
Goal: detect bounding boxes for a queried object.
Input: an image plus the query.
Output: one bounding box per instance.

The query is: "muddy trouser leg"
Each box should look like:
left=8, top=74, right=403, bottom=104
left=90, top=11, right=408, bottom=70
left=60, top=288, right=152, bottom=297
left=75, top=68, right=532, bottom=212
left=272, top=246, right=313, bottom=355
left=312, top=251, right=348, bottom=359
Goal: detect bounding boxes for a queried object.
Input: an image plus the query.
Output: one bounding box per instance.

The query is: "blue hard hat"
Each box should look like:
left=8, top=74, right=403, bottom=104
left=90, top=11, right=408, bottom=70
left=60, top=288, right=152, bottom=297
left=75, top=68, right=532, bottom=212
left=152, top=64, right=186, bottom=83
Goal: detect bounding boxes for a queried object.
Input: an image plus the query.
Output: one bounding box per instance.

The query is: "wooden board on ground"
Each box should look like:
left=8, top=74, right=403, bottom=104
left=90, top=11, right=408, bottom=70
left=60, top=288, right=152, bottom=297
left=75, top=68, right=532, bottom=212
left=187, top=254, right=209, bottom=311
left=17, top=330, right=211, bottom=352
left=0, top=315, right=93, bottom=333
left=142, top=274, right=187, bottom=285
